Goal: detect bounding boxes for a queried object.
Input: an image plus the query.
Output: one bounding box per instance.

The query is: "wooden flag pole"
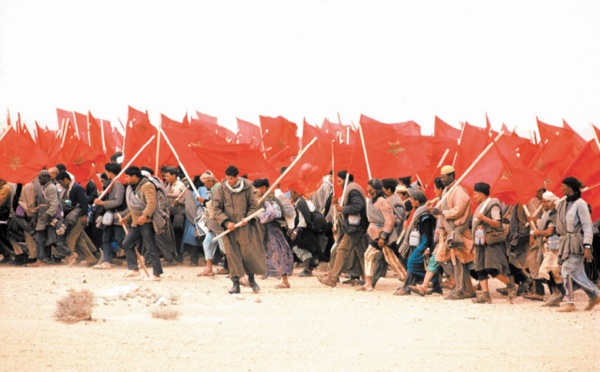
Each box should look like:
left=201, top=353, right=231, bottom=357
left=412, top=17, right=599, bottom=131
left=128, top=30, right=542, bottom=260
left=97, top=135, right=156, bottom=200
left=590, top=123, right=600, bottom=150
left=99, top=119, right=107, bottom=153
left=213, top=208, right=265, bottom=241
left=159, top=127, right=200, bottom=198
left=357, top=121, right=372, bottom=180
left=257, top=136, right=318, bottom=204
left=155, top=117, right=162, bottom=175
left=435, top=132, right=504, bottom=208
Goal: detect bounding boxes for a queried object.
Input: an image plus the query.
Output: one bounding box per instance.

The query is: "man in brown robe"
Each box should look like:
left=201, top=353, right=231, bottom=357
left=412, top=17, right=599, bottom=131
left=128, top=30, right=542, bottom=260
left=212, top=165, right=266, bottom=294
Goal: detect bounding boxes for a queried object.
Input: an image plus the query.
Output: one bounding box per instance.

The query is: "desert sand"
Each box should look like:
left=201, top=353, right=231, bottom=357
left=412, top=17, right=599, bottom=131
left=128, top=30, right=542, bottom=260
left=0, top=262, right=599, bottom=372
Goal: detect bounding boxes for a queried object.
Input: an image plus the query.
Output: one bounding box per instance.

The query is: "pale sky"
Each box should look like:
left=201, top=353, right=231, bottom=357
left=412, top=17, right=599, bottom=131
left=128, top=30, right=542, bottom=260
left=1, top=0, right=599, bottom=139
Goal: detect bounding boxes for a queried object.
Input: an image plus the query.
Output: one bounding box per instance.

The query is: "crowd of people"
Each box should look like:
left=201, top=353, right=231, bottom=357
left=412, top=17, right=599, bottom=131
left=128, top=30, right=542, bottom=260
left=1, top=159, right=599, bottom=312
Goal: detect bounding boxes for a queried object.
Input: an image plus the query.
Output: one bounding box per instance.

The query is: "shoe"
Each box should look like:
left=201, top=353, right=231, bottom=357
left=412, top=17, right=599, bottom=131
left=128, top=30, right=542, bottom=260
left=0, top=255, right=13, bottom=264
left=523, top=293, right=545, bottom=302
left=393, top=288, right=411, bottom=296
left=584, top=296, right=600, bottom=311
left=496, top=287, right=508, bottom=296
left=342, top=278, right=358, bottom=285
left=318, top=276, right=337, bottom=288
left=248, top=276, right=260, bottom=293
left=228, top=278, right=241, bottom=294
left=557, top=303, right=577, bottom=313
left=444, top=291, right=465, bottom=300
left=298, top=268, right=312, bottom=277
left=144, top=275, right=161, bottom=282
left=123, top=270, right=140, bottom=277
left=409, top=285, right=427, bottom=297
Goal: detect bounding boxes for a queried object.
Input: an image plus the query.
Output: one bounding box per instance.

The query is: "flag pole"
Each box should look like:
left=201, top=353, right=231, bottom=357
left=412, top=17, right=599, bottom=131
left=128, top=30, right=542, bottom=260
left=99, top=119, right=107, bottom=153
left=435, top=132, right=504, bottom=208
left=258, top=136, right=318, bottom=204
left=357, top=121, right=372, bottom=180
left=159, top=127, right=200, bottom=198
left=213, top=208, right=266, bottom=241
left=590, top=123, right=600, bottom=150
left=155, top=116, right=162, bottom=174
left=97, top=135, right=156, bottom=199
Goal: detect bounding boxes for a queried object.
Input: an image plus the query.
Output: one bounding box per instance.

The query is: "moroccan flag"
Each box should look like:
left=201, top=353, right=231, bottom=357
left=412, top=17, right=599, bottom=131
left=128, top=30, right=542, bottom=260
left=0, top=128, right=50, bottom=183
left=321, top=118, right=344, bottom=141
left=494, top=130, right=539, bottom=167
left=122, top=106, right=157, bottom=170
left=562, top=119, right=587, bottom=151
left=88, top=112, right=112, bottom=172
left=359, top=120, right=429, bottom=179
left=332, top=141, right=369, bottom=196
left=582, top=184, right=600, bottom=221
left=302, top=119, right=332, bottom=150
left=537, top=117, right=565, bottom=144
left=559, top=140, right=600, bottom=190
left=62, top=138, right=106, bottom=184
left=452, top=122, right=491, bottom=177
left=194, top=111, right=235, bottom=142
left=189, top=142, right=278, bottom=181
left=360, top=114, right=421, bottom=136
left=73, top=111, right=89, bottom=146
left=434, top=116, right=461, bottom=141
left=35, top=121, right=59, bottom=156
left=528, top=134, right=581, bottom=193
left=493, top=152, right=547, bottom=205
left=279, top=138, right=331, bottom=195
left=259, top=115, right=299, bottom=170
left=56, top=108, right=73, bottom=135
left=236, top=118, right=261, bottom=147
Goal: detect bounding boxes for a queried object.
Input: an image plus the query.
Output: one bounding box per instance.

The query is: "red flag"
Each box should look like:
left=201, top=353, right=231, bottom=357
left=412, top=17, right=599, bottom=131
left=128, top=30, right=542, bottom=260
left=451, top=122, right=491, bottom=177
left=259, top=115, right=299, bottom=170
left=236, top=118, right=261, bottom=147
left=122, top=106, right=157, bottom=169
left=562, top=119, right=587, bottom=151
left=279, top=139, right=331, bottom=195
left=73, top=111, right=89, bottom=146
left=528, top=134, right=580, bottom=193
left=0, top=128, right=50, bottom=183
left=188, top=142, right=278, bottom=181
left=434, top=116, right=461, bottom=141
left=359, top=118, right=428, bottom=179
left=56, top=108, right=76, bottom=138
left=360, top=114, right=421, bottom=136
left=559, top=140, right=600, bottom=190
left=494, top=130, right=539, bottom=167
left=194, top=111, right=235, bottom=142
left=302, top=119, right=331, bottom=150
left=332, top=141, right=369, bottom=195
left=582, top=184, right=600, bottom=221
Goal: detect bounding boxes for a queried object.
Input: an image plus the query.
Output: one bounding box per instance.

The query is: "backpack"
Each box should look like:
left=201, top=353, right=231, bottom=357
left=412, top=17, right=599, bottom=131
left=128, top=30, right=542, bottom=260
left=309, top=210, right=327, bottom=234
left=146, top=176, right=170, bottom=218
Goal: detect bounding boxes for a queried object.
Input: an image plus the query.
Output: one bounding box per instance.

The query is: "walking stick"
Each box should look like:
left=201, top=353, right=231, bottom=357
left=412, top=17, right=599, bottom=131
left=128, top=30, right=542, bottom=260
left=213, top=208, right=265, bottom=241
left=116, top=211, right=150, bottom=278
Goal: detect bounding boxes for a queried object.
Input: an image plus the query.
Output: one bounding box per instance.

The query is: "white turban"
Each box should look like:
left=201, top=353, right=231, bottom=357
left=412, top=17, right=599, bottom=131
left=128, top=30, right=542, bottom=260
left=542, top=191, right=559, bottom=202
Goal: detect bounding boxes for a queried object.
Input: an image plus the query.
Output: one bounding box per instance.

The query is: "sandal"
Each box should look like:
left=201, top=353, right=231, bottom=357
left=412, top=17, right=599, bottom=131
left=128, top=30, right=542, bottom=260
left=275, top=283, right=290, bottom=289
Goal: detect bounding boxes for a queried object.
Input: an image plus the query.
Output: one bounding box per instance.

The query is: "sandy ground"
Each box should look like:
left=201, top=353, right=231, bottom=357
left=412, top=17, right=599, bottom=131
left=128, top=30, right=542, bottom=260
left=0, top=261, right=599, bottom=372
